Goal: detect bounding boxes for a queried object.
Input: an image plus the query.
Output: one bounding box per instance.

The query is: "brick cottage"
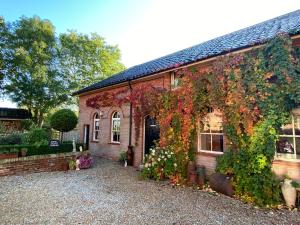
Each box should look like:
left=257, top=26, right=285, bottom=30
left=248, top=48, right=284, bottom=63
left=73, top=10, right=300, bottom=180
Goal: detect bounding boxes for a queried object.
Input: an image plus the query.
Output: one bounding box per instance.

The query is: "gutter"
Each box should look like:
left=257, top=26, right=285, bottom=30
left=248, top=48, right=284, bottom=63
left=128, top=79, right=133, bottom=147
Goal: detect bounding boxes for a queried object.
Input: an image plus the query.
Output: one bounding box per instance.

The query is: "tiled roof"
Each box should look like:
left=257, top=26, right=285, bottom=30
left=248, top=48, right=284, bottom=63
left=73, top=10, right=300, bottom=96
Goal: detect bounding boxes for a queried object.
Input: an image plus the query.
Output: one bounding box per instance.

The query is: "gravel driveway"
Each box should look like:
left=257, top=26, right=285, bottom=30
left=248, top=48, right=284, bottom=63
left=0, top=157, right=299, bottom=225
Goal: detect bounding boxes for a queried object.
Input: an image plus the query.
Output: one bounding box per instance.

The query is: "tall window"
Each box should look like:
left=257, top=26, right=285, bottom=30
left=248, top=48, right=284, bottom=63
left=199, top=110, right=224, bottom=153
left=276, top=108, right=300, bottom=159
left=171, top=72, right=183, bottom=89
left=111, top=111, right=121, bottom=143
left=93, top=113, right=100, bottom=141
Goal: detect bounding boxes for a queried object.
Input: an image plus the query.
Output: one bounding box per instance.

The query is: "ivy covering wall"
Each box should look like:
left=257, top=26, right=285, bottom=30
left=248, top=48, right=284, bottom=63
left=86, top=34, right=300, bottom=206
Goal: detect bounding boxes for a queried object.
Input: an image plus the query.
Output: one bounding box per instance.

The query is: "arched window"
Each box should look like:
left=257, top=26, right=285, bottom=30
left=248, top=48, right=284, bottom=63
left=93, top=113, right=100, bottom=141
left=111, top=111, right=121, bottom=143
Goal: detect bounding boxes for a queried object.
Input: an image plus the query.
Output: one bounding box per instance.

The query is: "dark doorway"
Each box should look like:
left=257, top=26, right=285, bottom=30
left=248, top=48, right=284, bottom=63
left=144, top=115, right=160, bottom=155
left=83, top=124, right=90, bottom=150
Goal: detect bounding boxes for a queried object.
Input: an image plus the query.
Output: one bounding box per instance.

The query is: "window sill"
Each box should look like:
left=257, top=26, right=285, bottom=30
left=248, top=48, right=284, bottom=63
left=197, top=150, right=223, bottom=157
left=91, top=140, right=99, bottom=143
left=274, top=156, right=300, bottom=163
left=108, top=142, right=121, bottom=145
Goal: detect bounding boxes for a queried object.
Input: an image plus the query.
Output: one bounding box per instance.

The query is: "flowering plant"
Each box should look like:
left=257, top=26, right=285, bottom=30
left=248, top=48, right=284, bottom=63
left=141, top=146, right=179, bottom=181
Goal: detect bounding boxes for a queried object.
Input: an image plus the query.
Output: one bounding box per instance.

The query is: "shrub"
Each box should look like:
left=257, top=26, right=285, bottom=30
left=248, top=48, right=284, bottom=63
left=23, top=128, right=50, bottom=146
left=50, top=109, right=78, bottom=132
left=0, top=133, right=24, bottom=145
left=119, top=151, right=127, bottom=162
left=141, top=146, right=179, bottom=181
left=0, top=143, right=83, bottom=155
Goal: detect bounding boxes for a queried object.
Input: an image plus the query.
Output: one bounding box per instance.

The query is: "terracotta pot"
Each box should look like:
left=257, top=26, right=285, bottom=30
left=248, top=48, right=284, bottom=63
left=281, top=179, right=297, bottom=207
left=188, top=171, right=197, bottom=184
left=196, top=166, right=206, bottom=189
left=20, top=148, right=28, bottom=157
left=188, top=161, right=196, bottom=173
left=127, top=145, right=134, bottom=166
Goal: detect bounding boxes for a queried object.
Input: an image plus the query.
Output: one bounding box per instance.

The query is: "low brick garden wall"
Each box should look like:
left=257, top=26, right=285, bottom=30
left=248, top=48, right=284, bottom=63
left=0, top=151, right=89, bottom=176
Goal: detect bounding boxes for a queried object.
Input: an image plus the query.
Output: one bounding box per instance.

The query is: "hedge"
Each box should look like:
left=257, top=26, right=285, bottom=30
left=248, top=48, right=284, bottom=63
left=0, top=143, right=84, bottom=156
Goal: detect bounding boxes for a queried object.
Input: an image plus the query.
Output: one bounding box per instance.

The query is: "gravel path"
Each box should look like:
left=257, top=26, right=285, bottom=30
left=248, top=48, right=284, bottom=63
left=0, top=157, right=299, bottom=225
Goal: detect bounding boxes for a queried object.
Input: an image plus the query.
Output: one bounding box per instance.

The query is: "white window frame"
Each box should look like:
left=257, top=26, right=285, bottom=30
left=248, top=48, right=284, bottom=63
left=111, top=111, right=121, bottom=143
left=171, top=72, right=181, bottom=89
left=276, top=113, right=300, bottom=160
left=93, top=113, right=100, bottom=141
left=198, top=111, right=224, bottom=154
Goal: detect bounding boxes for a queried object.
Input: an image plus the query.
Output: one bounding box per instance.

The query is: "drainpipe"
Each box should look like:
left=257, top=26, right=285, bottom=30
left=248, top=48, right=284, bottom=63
left=127, top=80, right=134, bottom=166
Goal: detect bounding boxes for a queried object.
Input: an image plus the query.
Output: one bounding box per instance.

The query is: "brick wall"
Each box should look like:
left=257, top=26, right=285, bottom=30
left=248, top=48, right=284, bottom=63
left=78, top=72, right=171, bottom=167
left=196, top=153, right=300, bottom=182
left=0, top=151, right=87, bottom=177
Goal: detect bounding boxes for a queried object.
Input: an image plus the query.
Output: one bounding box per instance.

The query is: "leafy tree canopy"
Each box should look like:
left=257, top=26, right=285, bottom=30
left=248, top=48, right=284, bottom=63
left=50, top=109, right=78, bottom=132
left=1, top=16, right=68, bottom=126
left=1, top=16, right=125, bottom=126
left=59, top=31, right=125, bottom=94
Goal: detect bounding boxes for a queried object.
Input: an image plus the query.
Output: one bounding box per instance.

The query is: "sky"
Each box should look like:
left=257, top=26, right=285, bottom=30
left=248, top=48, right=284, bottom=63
left=0, top=0, right=300, bottom=108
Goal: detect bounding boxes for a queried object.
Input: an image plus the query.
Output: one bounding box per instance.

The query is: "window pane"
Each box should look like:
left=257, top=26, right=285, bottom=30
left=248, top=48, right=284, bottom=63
left=295, top=117, right=300, bottom=135
left=95, top=131, right=99, bottom=140
left=202, top=119, right=210, bottom=132
left=113, top=132, right=120, bottom=142
left=279, top=122, right=293, bottom=135
left=95, top=121, right=99, bottom=130
left=212, top=135, right=223, bottom=152
left=276, top=137, right=295, bottom=154
left=296, top=137, right=300, bottom=155
left=200, top=134, right=211, bottom=151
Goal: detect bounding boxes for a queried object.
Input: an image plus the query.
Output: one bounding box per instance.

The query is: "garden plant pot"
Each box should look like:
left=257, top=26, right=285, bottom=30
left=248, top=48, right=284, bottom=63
left=196, top=166, right=206, bottom=189
left=188, top=161, right=196, bottom=173
left=20, top=148, right=28, bottom=157
left=209, top=173, right=234, bottom=197
left=188, top=171, right=197, bottom=184
left=281, top=179, right=297, bottom=207
left=126, top=145, right=134, bottom=166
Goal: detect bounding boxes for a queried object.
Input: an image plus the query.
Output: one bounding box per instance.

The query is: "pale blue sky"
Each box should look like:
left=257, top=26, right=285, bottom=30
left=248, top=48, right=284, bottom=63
left=1, top=0, right=300, bottom=107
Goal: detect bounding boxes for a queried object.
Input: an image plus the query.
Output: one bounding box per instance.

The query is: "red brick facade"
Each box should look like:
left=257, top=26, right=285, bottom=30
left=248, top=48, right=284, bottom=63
left=78, top=72, right=171, bottom=167
left=77, top=38, right=300, bottom=181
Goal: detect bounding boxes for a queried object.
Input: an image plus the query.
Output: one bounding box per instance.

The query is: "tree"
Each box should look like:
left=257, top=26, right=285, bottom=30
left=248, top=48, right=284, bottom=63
left=50, top=109, right=78, bottom=133
left=59, top=31, right=125, bottom=93
left=2, top=16, right=68, bottom=126
left=0, top=16, right=6, bottom=90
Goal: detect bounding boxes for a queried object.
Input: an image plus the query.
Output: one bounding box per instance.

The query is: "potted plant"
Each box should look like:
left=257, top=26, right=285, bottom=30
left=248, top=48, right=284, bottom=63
left=119, top=151, right=127, bottom=167
left=76, top=153, right=93, bottom=169
left=20, top=147, right=28, bottom=157
left=68, top=159, right=76, bottom=170
left=281, top=175, right=299, bottom=207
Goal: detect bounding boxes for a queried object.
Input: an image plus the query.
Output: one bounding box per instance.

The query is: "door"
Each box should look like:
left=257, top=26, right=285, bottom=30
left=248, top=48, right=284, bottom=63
left=144, top=116, right=160, bottom=155
left=83, top=125, right=90, bottom=150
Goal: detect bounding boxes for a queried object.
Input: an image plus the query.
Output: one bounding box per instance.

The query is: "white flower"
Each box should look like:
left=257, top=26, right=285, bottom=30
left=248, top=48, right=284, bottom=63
left=174, top=163, right=177, bottom=167
left=158, top=158, right=161, bottom=162
left=164, top=158, right=167, bottom=161
left=145, top=163, right=149, bottom=168
left=167, top=155, right=171, bottom=158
